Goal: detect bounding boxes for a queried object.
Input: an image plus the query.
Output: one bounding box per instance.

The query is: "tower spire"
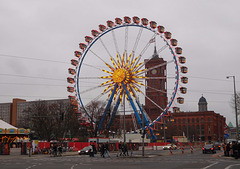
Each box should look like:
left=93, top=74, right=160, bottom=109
left=152, top=44, right=159, bottom=59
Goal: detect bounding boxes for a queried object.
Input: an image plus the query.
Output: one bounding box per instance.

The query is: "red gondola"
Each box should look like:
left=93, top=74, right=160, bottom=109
left=157, top=26, right=165, bottom=33
left=79, top=43, right=87, bottom=50
left=180, top=87, right=187, bottom=94
left=72, top=104, right=78, bottom=110
left=181, top=66, right=188, bottom=73
left=181, top=77, right=188, bottom=84
left=67, top=86, right=75, bottom=93
left=164, top=32, right=171, bottom=39
left=68, top=68, right=76, bottom=75
left=171, top=39, right=178, bottom=46
left=71, top=59, right=78, bottom=66
left=92, top=30, right=100, bottom=37
left=68, top=95, right=77, bottom=105
left=85, top=36, right=93, bottom=43
left=107, top=20, right=114, bottom=27
left=141, top=18, right=148, bottom=26
left=99, top=24, right=107, bottom=32
left=176, top=47, right=182, bottom=55
left=133, top=16, right=140, bottom=24
left=179, top=56, right=186, bottom=64
left=173, top=107, right=180, bottom=113
left=149, top=21, right=157, bottom=29
left=74, top=51, right=82, bottom=58
left=115, top=18, right=122, bottom=25
left=124, top=16, right=131, bottom=23
left=177, top=97, right=184, bottom=104
left=67, top=77, right=75, bottom=84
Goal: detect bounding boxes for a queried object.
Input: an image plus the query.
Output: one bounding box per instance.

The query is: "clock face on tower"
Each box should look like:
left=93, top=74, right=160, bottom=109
left=151, top=69, right=157, bottom=75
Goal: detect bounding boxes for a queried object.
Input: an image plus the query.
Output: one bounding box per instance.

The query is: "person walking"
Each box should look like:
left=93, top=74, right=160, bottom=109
left=100, top=143, right=105, bottom=158
left=104, top=142, right=111, bottom=158
left=226, top=143, right=230, bottom=157
left=123, top=143, right=129, bottom=156
left=117, top=141, right=123, bottom=157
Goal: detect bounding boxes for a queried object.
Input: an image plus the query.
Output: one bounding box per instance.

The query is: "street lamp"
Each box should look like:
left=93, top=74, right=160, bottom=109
left=226, top=76, right=239, bottom=140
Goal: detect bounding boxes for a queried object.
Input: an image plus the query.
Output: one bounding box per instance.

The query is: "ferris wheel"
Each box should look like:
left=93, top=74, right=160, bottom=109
left=67, top=16, right=188, bottom=140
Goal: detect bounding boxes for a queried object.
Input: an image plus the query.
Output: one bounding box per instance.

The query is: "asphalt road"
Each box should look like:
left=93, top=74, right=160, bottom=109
left=1, top=148, right=240, bottom=169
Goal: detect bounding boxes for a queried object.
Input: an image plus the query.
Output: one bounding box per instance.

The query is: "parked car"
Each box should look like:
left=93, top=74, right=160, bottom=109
left=163, top=144, right=177, bottom=150
left=78, top=146, right=92, bottom=155
left=202, top=144, right=216, bottom=154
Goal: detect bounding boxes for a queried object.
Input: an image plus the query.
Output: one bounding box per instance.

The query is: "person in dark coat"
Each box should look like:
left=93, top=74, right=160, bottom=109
left=117, top=141, right=123, bottom=157
left=100, top=144, right=105, bottom=158
left=226, top=143, right=230, bottom=157
left=104, top=142, right=110, bottom=157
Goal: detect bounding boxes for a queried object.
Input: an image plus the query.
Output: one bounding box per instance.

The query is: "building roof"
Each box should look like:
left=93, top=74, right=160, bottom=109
left=199, top=96, right=207, bottom=103
left=0, top=119, right=17, bottom=129
left=151, top=45, right=159, bottom=59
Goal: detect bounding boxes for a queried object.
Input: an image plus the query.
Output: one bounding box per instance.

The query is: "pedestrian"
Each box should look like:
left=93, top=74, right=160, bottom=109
left=104, top=142, right=110, bottom=157
left=123, top=143, right=128, bottom=156
left=92, top=142, right=97, bottom=155
left=117, top=141, right=123, bottom=157
left=89, top=143, right=94, bottom=157
left=226, top=143, right=230, bottom=157
left=130, top=143, right=133, bottom=156
left=233, top=142, right=238, bottom=159
left=223, top=143, right=227, bottom=156
left=238, top=142, right=240, bottom=158
left=100, top=143, right=105, bottom=158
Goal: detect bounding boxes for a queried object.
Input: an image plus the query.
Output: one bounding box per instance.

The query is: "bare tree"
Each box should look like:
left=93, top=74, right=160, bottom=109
left=18, top=100, right=81, bottom=141
left=84, top=100, right=106, bottom=137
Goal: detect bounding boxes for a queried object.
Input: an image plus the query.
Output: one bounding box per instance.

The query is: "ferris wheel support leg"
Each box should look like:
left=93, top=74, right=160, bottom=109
left=135, top=100, right=149, bottom=126
left=107, top=96, right=121, bottom=130
left=122, top=83, right=143, bottom=128
left=98, top=84, right=118, bottom=132
left=136, top=97, right=157, bottom=142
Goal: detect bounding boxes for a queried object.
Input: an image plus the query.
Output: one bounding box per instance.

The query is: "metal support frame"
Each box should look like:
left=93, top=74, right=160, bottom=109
left=107, top=96, right=121, bottom=130
left=98, top=83, right=118, bottom=132
left=122, top=83, right=143, bottom=128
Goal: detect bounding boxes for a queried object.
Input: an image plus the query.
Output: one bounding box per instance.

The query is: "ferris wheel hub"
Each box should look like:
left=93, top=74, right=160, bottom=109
left=112, top=68, right=126, bottom=83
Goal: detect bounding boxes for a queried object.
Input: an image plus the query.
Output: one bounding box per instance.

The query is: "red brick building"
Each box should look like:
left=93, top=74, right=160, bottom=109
left=170, top=109, right=226, bottom=142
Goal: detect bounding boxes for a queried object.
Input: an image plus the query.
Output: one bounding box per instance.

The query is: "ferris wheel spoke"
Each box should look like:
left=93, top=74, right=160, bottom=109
left=135, top=59, right=174, bottom=76
left=124, top=26, right=129, bottom=57
left=132, top=27, right=143, bottom=55
left=79, top=84, right=107, bottom=95
left=131, top=33, right=157, bottom=71
left=157, top=44, right=168, bottom=55
left=111, top=30, right=120, bottom=55
left=145, top=94, right=164, bottom=112
left=84, top=92, right=106, bottom=108
left=89, top=49, right=114, bottom=67
left=134, top=44, right=169, bottom=72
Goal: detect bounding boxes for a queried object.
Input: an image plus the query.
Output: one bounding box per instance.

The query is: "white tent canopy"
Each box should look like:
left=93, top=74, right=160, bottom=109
left=0, top=119, right=17, bottom=129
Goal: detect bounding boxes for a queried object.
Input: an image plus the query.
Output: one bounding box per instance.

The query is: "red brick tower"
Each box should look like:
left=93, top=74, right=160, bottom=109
left=144, top=46, right=168, bottom=120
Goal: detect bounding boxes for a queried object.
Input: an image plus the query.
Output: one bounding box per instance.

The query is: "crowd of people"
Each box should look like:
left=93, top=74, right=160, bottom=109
left=223, top=142, right=240, bottom=159
left=88, top=141, right=131, bottom=158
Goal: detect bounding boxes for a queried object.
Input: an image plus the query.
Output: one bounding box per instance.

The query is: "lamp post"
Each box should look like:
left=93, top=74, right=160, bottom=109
left=226, top=76, right=239, bottom=140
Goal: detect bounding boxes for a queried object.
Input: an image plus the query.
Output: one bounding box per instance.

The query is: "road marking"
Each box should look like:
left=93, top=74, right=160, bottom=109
left=70, top=164, right=78, bottom=169
left=202, top=162, right=218, bottom=169
left=225, top=164, right=240, bottom=169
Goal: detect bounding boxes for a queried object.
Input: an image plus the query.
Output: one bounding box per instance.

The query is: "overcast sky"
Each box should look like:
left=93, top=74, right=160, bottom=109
left=0, top=0, right=240, bottom=126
